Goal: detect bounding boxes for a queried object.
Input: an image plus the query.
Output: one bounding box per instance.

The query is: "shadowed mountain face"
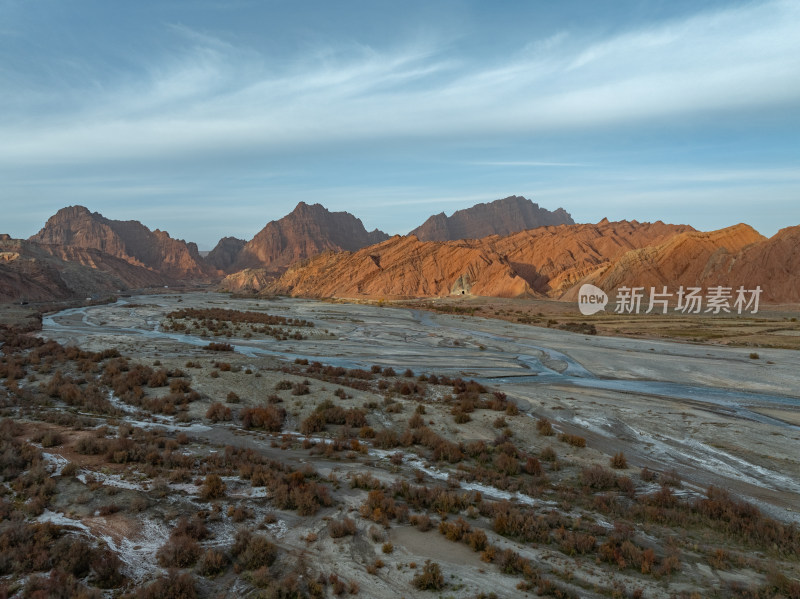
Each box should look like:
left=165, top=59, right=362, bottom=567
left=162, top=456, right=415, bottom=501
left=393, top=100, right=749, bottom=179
left=409, top=195, right=574, bottom=241
left=206, top=237, right=246, bottom=272
left=0, top=237, right=169, bottom=302
left=228, top=202, right=389, bottom=274
left=30, top=206, right=218, bottom=280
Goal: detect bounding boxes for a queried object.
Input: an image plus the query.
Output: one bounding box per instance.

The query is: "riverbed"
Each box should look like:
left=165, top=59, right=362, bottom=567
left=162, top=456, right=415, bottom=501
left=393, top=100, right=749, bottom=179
left=40, top=292, right=800, bottom=522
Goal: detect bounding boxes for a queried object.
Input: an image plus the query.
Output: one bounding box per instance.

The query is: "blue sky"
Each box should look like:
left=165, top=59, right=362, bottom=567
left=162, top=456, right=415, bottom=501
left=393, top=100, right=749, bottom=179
left=1, top=0, right=798, bottom=249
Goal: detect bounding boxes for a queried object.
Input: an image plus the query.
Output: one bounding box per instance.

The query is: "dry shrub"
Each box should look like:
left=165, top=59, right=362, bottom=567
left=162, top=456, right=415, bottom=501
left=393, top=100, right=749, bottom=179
left=204, top=342, right=233, bottom=352
left=412, top=560, right=444, bottom=591
left=241, top=406, right=285, bottom=431
left=156, top=535, right=201, bottom=568
left=524, top=457, right=543, bottom=476
left=231, top=530, right=278, bottom=570
left=439, top=517, right=471, bottom=542
left=328, top=518, right=357, bottom=538
left=24, top=570, right=101, bottom=599
left=610, top=452, right=628, bottom=469
left=291, top=382, right=310, bottom=396
left=197, top=548, right=228, bottom=577
left=536, top=417, right=554, bottom=436
left=135, top=570, right=196, bottom=599
left=540, top=446, right=557, bottom=462
left=410, top=514, right=433, bottom=532
left=300, top=412, right=326, bottom=435
left=205, top=402, right=231, bottom=422
left=559, top=433, right=586, bottom=448
left=200, top=474, right=226, bottom=500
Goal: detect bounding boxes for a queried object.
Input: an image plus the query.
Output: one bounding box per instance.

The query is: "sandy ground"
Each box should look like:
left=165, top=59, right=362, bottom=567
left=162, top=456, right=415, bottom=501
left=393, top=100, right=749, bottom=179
left=38, top=292, right=800, bottom=528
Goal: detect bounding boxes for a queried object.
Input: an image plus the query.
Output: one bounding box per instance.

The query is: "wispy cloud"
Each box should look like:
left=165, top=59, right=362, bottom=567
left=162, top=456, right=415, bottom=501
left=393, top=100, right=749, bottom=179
left=1, top=1, right=798, bottom=168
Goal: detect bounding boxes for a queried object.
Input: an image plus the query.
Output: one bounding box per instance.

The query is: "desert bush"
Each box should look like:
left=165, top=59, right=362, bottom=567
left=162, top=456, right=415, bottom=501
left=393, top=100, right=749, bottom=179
left=156, top=535, right=201, bottom=568
left=134, top=570, right=196, bottom=599
left=204, top=342, right=233, bottom=352
left=91, top=549, right=124, bottom=588
left=495, top=453, right=520, bottom=476
left=226, top=391, right=240, bottom=403
left=554, top=528, right=596, bottom=556
left=640, top=466, right=656, bottom=482
left=231, top=530, right=278, bottom=570
left=413, top=560, right=444, bottom=591
left=329, top=518, right=357, bottom=538
left=291, top=382, right=310, bottom=396
left=559, top=433, right=586, bottom=448
left=206, top=402, right=232, bottom=422
left=410, top=514, right=433, bottom=531
left=540, top=446, right=557, bottom=462
left=23, top=569, right=101, bottom=599
left=200, top=474, right=226, bottom=500
left=610, top=452, right=628, bottom=469
left=197, top=548, right=227, bottom=577
left=300, top=412, right=326, bottom=435
left=241, top=406, right=285, bottom=431
left=173, top=517, right=210, bottom=541
left=536, top=418, right=554, bottom=436
left=439, top=517, right=471, bottom=542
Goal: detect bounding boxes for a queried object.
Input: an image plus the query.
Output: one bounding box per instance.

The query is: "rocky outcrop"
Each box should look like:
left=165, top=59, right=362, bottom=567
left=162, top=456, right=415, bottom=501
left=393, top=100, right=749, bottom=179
left=30, top=206, right=219, bottom=280
left=409, top=196, right=574, bottom=241
left=206, top=237, right=247, bottom=272
left=231, top=202, right=389, bottom=273
left=219, top=268, right=274, bottom=293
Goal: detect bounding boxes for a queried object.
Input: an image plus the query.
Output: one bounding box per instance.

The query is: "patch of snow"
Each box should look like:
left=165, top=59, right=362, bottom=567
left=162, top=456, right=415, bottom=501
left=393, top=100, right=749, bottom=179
left=101, top=518, right=170, bottom=582
left=78, top=469, right=145, bottom=491
left=41, top=452, right=69, bottom=476
left=37, top=509, right=91, bottom=533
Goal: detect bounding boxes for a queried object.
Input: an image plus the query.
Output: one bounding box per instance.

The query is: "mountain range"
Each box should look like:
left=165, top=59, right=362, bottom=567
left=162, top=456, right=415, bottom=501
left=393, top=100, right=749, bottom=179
left=2, top=196, right=798, bottom=304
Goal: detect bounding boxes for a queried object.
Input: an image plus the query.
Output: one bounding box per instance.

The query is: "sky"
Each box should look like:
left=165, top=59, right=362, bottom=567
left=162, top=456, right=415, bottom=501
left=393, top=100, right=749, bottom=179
left=1, top=0, right=798, bottom=249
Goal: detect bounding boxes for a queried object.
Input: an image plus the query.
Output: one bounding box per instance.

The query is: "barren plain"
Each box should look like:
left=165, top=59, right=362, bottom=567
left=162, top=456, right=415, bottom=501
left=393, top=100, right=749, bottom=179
left=1, top=291, right=798, bottom=598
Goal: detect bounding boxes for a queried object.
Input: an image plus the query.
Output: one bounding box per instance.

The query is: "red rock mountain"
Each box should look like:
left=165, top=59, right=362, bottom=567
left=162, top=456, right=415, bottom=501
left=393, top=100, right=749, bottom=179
left=0, top=237, right=167, bottom=303
left=206, top=237, right=246, bottom=272
left=409, top=195, right=574, bottom=241
left=564, top=224, right=765, bottom=300
left=702, top=225, right=800, bottom=304
left=30, top=206, right=218, bottom=280
left=265, top=219, right=695, bottom=299
left=228, top=202, right=389, bottom=274
left=266, top=235, right=531, bottom=298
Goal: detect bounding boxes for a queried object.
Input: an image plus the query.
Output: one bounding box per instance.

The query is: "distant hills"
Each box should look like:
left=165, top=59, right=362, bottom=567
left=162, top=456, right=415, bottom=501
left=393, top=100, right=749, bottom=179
left=410, top=195, right=574, bottom=241
left=30, top=206, right=217, bottom=281
left=2, top=196, right=798, bottom=304
left=217, top=201, right=390, bottom=275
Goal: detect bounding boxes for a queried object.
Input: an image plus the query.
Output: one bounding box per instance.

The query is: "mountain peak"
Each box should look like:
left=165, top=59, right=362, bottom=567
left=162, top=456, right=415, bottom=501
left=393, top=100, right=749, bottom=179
left=409, top=195, right=575, bottom=241
left=225, top=203, right=389, bottom=274
left=30, top=206, right=217, bottom=280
